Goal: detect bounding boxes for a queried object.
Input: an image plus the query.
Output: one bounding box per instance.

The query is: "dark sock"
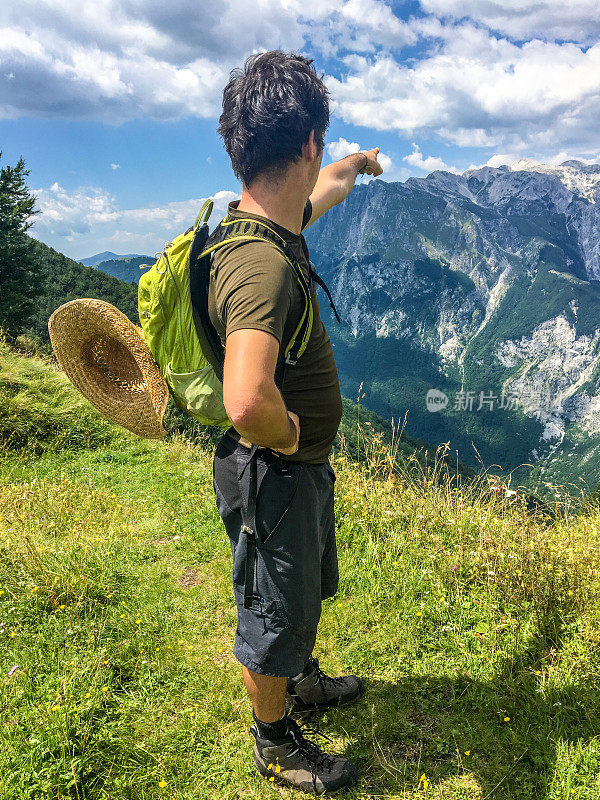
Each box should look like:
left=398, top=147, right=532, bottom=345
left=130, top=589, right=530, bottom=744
left=252, top=710, right=290, bottom=741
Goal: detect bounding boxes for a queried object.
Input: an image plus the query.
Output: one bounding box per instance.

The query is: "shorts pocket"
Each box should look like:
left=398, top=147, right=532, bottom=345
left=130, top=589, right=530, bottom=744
left=326, top=462, right=336, bottom=483
left=255, top=459, right=301, bottom=546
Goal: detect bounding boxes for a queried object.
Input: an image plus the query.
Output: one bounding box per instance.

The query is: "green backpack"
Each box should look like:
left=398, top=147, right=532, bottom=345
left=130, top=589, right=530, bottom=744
left=138, top=199, right=333, bottom=427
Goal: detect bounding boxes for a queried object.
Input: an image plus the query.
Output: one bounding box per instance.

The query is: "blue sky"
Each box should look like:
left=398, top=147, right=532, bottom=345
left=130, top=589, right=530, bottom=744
left=1, top=0, right=599, bottom=259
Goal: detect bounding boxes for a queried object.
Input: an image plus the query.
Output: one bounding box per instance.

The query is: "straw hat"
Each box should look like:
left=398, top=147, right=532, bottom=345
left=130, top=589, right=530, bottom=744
left=48, top=298, right=169, bottom=439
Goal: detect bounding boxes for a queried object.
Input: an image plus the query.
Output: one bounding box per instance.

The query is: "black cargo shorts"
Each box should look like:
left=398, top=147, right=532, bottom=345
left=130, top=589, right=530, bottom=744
left=212, top=431, right=339, bottom=677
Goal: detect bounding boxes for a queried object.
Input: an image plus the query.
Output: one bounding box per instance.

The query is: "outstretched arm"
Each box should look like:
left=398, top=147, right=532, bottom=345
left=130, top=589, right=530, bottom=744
left=305, top=148, right=383, bottom=228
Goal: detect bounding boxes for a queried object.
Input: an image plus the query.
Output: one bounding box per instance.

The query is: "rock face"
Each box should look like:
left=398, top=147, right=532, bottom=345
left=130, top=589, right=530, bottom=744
left=304, top=159, right=600, bottom=493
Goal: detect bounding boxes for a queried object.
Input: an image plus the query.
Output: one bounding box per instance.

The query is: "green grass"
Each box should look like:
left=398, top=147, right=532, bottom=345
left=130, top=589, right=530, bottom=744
left=2, top=346, right=600, bottom=799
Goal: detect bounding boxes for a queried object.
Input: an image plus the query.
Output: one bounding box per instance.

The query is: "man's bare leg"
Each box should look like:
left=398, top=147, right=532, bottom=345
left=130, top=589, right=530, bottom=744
left=243, top=666, right=288, bottom=722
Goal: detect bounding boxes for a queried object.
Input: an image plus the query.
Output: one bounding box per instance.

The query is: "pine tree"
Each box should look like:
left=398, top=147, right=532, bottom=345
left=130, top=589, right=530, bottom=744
left=0, top=154, right=42, bottom=335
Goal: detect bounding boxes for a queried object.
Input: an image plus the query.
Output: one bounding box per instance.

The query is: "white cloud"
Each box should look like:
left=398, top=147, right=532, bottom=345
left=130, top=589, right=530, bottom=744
left=31, top=182, right=239, bottom=259
left=110, top=162, right=120, bottom=170
left=419, top=0, right=600, bottom=44
left=310, top=0, right=418, bottom=53
left=3, top=0, right=600, bottom=173
left=377, top=152, right=394, bottom=172
left=326, top=136, right=396, bottom=179
left=403, top=143, right=459, bottom=173
left=327, top=137, right=361, bottom=160
left=0, top=27, right=228, bottom=121
left=464, top=150, right=600, bottom=171
left=327, top=28, right=600, bottom=156
left=485, top=153, right=519, bottom=168
left=0, top=0, right=415, bottom=122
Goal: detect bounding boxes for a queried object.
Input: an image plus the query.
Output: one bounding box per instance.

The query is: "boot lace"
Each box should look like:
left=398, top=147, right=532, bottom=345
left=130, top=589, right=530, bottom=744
left=286, top=718, right=337, bottom=789
left=308, top=656, right=349, bottom=693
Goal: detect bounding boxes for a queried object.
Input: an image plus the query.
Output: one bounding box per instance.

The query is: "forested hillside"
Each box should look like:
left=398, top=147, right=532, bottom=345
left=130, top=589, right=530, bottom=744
left=89, top=254, right=152, bottom=284
left=26, top=239, right=139, bottom=343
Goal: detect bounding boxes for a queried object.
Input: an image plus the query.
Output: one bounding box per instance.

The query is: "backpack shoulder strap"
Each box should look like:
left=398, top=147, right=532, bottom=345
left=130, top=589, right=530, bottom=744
left=308, top=262, right=341, bottom=323
left=197, top=217, right=315, bottom=371
left=189, top=218, right=226, bottom=382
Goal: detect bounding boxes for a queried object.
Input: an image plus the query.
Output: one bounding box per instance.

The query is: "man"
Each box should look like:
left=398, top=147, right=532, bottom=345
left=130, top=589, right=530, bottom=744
left=210, top=50, right=382, bottom=795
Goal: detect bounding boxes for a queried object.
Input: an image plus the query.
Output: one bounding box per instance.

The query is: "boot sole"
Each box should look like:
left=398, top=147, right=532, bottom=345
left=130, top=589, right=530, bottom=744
left=254, top=753, right=357, bottom=796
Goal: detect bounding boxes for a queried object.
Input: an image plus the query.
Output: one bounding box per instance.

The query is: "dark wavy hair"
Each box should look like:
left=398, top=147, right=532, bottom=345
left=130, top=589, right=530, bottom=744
left=218, top=51, right=330, bottom=186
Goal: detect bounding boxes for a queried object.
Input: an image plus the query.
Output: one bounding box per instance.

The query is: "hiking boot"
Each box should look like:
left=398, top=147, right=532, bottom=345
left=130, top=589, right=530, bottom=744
left=251, top=716, right=358, bottom=795
left=287, top=657, right=365, bottom=716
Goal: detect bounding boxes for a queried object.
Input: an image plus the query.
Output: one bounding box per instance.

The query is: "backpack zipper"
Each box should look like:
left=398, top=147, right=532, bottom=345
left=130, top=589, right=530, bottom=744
left=152, top=266, right=172, bottom=367
left=163, top=247, right=191, bottom=371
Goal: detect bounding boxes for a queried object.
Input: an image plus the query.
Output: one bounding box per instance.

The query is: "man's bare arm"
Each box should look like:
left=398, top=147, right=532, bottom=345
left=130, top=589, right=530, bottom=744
left=222, top=328, right=300, bottom=455
left=305, top=147, right=383, bottom=228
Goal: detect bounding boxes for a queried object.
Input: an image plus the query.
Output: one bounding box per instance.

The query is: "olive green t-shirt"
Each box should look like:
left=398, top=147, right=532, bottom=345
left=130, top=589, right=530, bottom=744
left=207, top=200, right=343, bottom=464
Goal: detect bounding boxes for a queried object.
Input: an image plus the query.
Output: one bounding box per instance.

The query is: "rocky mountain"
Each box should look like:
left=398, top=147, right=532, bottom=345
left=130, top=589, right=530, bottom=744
left=304, top=159, right=600, bottom=494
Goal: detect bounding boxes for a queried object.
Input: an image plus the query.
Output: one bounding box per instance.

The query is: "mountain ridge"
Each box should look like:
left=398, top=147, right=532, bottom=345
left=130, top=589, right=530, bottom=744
left=90, top=255, right=154, bottom=284
left=79, top=251, right=149, bottom=267
left=304, top=158, right=600, bottom=493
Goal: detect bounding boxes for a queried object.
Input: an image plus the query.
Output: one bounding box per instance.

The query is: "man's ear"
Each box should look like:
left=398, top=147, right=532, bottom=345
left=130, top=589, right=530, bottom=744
left=302, top=130, right=318, bottom=162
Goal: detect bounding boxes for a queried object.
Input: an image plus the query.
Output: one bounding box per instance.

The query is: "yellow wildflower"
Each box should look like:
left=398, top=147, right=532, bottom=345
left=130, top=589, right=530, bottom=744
left=158, top=779, right=167, bottom=789
left=85, top=692, right=91, bottom=698
left=102, top=686, right=109, bottom=693
left=504, top=716, right=510, bottom=722
left=464, top=750, right=470, bottom=755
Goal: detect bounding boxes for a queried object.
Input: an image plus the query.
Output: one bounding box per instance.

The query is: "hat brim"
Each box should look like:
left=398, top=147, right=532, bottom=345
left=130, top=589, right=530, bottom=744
left=48, top=299, right=169, bottom=439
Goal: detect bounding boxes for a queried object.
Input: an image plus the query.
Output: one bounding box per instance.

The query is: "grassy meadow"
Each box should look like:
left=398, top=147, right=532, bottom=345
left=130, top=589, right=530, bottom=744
left=2, top=340, right=600, bottom=799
